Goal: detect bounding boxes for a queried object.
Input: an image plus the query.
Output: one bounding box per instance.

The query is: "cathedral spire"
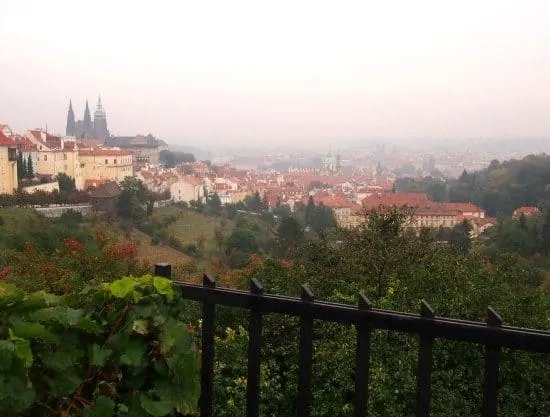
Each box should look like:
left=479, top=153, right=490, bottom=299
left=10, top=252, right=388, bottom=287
left=66, top=99, right=75, bottom=136
left=93, top=94, right=109, bottom=141
left=95, top=94, right=105, bottom=116
left=83, top=99, right=93, bottom=138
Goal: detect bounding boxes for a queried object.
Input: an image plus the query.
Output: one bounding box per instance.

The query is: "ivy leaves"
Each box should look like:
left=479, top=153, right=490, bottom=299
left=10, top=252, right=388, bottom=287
left=0, top=275, right=199, bottom=417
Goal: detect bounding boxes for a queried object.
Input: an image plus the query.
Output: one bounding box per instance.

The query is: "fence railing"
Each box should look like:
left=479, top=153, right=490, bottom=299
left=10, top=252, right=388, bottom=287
left=153, top=263, right=550, bottom=417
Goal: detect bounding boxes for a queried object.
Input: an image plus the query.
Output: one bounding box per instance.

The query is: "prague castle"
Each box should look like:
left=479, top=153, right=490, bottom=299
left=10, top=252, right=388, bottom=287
left=65, top=96, right=110, bottom=141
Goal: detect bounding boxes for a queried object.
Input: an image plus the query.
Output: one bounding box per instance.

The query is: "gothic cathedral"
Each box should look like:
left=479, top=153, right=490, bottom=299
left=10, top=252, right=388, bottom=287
left=66, top=96, right=110, bottom=141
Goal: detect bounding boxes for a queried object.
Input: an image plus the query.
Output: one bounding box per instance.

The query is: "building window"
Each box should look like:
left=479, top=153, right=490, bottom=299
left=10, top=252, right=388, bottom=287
left=44, top=155, right=47, bottom=161
left=64, top=154, right=67, bottom=160
left=105, top=159, right=108, bottom=165
left=114, top=159, right=117, bottom=164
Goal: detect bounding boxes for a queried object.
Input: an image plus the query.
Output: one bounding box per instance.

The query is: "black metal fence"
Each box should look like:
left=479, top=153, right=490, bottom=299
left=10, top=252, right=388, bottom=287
left=154, top=263, right=550, bottom=417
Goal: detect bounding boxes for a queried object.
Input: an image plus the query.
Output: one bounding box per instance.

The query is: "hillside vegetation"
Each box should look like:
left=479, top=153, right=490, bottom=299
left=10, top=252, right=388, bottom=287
left=396, top=154, right=550, bottom=216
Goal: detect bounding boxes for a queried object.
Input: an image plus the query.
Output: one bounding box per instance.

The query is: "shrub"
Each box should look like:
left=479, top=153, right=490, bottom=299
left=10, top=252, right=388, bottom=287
left=0, top=275, right=199, bottom=416
left=182, top=243, right=199, bottom=257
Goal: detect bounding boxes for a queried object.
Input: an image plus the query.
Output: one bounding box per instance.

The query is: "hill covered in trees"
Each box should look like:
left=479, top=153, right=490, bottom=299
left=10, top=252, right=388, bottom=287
left=396, top=154, right=550, bottom=216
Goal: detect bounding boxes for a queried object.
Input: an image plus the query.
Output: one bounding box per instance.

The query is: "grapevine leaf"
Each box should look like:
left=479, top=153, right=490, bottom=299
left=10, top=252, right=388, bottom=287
left=94, top=396, right=115, bottom=417
left=43, top=370, right=83, bottom=397
left=74, top=316, right=103, bottom=334
left=0, top=340, right=14, bottom=371
left=140, top=394, right=174, bottom=417
left=119, top=340, right=147, bottom=367
left=10, top=334, right=33, bottom=368
left=41, top=348, right=85, bottom=372
left=108, top=277, right=137, bottom=299
left=90, top=344, right=113, bottom=367
left=9, top=318, right=56, bottom=341
left=0, top=281, right=24, bottom=306
left=159, top=318, right=192, bottom=356
left=152, top=277, right=174, bottom=302
left=29, top=306, right=85, bottom=326
left=0, top=376, right=35, bottom=413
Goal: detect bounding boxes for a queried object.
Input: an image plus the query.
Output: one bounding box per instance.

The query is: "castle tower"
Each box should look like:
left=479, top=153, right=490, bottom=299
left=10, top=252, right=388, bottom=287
left=65, top=99, right=75, bottom=136
left=83, top=99, right=93, bottom=138
left=93, top=95, right=109, bottom=141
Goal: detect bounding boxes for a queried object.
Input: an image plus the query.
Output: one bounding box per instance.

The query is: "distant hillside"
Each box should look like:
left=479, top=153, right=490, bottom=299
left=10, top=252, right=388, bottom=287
left=450, top=154, right=550, bottom=216
left=396, top=154, right=550, bottom=217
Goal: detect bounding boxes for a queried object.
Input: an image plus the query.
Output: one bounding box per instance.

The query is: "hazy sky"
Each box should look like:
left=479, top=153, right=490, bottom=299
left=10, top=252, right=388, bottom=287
left=1, top=0, right=549, bottom=146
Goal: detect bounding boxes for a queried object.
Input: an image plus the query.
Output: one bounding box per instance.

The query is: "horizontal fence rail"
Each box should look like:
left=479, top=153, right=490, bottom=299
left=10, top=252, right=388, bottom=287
left=154, top=263, right=550, bottom=417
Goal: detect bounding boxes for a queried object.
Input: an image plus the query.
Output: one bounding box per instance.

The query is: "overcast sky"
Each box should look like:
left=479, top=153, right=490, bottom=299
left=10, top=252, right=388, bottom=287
left=1, top=0, right=549, bottom=146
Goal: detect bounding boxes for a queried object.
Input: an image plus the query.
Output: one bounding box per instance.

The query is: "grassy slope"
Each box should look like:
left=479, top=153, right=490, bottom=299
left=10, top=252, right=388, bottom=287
left=150, top=206, right=237, bottom=270
left=132, top=229, right=192, bottom=268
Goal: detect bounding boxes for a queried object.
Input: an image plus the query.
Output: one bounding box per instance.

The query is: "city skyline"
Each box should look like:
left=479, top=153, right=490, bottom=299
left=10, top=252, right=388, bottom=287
left=1, top=0, right=549, bottom=145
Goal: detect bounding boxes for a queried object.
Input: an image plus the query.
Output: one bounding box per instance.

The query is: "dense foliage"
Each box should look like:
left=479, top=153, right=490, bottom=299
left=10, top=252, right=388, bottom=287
left=397, top=154, right=550, bottom=216
left=0, top=275, right=199, bottom=416
left=205, top=209, right=550, bottom=417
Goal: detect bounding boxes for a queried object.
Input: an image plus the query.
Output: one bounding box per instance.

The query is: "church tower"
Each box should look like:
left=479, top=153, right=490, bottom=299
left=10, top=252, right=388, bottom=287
left=93, top=95, right=109, bottom=141
left=83, top=100, right=93, bottom=138
left=66, top=99, right=75, bottom=136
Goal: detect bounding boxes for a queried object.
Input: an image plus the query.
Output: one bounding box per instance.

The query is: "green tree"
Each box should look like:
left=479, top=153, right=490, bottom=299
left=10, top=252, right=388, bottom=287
left=26, top=154, right=34, bottom=179
left=56, top=172, right=76, bottom=193
left=540, top=209, right=550, bottom=253
left=16, top=152, right=26, bottom=182
left=275, top=215, right=303, bottom=257
left=206, top=192, right=222, bottom=216
left=449, top=219, right=473, bottom=254
left=117, top=177, right=152, bottom=222
left=308, top=204, right=336, bottom=235
left=244, top=191, right=264, bottom=212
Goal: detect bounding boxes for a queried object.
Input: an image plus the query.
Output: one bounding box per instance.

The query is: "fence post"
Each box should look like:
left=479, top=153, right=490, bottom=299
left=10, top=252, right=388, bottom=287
left=201, top=274, right=217, bottom=417
left=297, top=284, right=314, bottom=417
left=154, top=263, right=171, bottom=278
left=415, top=299, right=435, bottom=417
left=246, top=278, right=264, bottom=417
left=354, top=292, right=372, bottom=417
left=482, top=307, right=502, bottom=417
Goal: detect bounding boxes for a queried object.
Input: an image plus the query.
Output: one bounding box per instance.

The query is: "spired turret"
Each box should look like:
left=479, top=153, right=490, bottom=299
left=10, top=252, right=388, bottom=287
left=93, top=95, right=110, bottom=141
left=65, top=99, right=75, bottom=136
left=83, top=100, right=93, bottom=138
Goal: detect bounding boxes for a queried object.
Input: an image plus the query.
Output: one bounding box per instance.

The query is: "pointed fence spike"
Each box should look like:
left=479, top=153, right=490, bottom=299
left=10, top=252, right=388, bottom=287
left=301, top=284, right=314, bottom=302
left=203, top=273, right=216, bottom=288
left=420, top=299, right=435, bottom=318
left=250, top=278, right=264, bottom=295
left=358, top=292, right=373, bottom=310
left=487, top=307, right=502, bottom=327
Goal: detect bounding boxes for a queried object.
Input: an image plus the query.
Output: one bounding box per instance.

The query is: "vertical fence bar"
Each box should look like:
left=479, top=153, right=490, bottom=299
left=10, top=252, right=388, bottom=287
left=154, top=263, right=171, bottom=278
left=297, top=285, right=314, bottom=417
left=415, top=300, right=435, bottom=417
left=482, top=307, right=502, bottom=417
left=354, top=293, right=373, bottom=417
left=201, top=274, right=217, bottom=417
left=246, top=279, right=264, bottom=417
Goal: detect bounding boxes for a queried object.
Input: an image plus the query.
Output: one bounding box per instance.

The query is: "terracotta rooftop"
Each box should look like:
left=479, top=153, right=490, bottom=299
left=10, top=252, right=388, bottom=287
left=79, top=149, right=133, bottom=157
left=0, top=131, right=16, bottom=147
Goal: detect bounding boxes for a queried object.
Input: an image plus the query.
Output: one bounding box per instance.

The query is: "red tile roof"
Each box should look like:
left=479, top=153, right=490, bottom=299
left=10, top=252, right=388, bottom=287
left=84, top=179, right=109, bottom=189
left=79, top=149, right=133, bottom=157
left=513, top=206, right=540, bottom=217
left=0, top=131, right=16, bottom=147
left=441, top=202, right=484, bottom=213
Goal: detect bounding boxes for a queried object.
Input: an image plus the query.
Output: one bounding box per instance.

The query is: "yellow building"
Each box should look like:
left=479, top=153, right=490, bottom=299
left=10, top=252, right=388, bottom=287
left=25, top=131, right=83, bottom=187
left=79, top=149, right=133, bottom=183
left=0, top=133, right=19, bottom=194
left=318, top=197, right=363, bottom=229
left=409, top=209, right=460, bottom=229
